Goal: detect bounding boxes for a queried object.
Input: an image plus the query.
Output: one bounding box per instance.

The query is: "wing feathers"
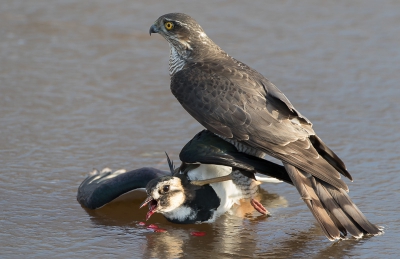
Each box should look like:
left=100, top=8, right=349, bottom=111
left=252, top=138, right=349, bottom=191
left=172, top=62, right=353, bottom=191
left=77, top=167, right=168, bottom=209
left=310, top=135, right=352, bottom=180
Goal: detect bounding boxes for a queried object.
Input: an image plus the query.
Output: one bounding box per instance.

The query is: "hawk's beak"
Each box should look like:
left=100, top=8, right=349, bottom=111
left=149, top=24, right=158, bottom=35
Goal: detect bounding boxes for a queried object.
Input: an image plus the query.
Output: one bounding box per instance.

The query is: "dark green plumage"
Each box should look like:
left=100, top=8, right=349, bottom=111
left=180, top=130, right=292, bottom=185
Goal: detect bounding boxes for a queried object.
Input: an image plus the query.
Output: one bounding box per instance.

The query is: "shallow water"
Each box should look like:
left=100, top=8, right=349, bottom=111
left=1, top=0, right=399, bottom=258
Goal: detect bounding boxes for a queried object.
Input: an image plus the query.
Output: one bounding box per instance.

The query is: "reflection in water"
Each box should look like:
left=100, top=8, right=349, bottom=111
left=312, top=238, right=371, bottom=259
left=82, top=187, right=291, bottom=258
left=82, top=186, right=375, bottom=258
left=86, top=204, right=363, bottom=259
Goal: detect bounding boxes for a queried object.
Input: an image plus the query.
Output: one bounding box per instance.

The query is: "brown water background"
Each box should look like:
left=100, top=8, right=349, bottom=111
left=1, top=1, right=399, bottom=258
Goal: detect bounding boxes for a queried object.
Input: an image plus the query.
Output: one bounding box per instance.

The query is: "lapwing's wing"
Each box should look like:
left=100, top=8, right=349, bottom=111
left=180, top=130, right=293, bottom=185
left=77, top=167, right=169, bottom=209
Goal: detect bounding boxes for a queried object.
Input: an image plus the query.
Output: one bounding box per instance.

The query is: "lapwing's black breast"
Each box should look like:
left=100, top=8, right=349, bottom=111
left=191, top=184, right=221, bottom=222
left=166, top=184, right=221, bottom=224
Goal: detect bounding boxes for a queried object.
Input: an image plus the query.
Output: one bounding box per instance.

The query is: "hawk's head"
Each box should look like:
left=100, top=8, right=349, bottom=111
left=150, top=13, right=218, bottom=60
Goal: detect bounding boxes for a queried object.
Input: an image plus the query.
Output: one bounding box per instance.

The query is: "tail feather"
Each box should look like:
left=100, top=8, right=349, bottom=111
left=284, top=163, right=340, bottom=240
left=322, top=182, right=382, bottom=235
left=325, top=208, right=347, bottom=237
left=283, top=163, right=382, bottom=240
left=313, top=178, right=365, bottom=238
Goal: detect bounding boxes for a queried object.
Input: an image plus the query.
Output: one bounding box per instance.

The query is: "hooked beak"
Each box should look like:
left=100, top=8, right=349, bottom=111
left=149, top=24, right=159, bottom=35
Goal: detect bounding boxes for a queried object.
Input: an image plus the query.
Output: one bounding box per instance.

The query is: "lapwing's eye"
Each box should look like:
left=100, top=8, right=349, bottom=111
left=163, top=185, right=170, bottom=193
left=164, top=22, right=174, bottom=31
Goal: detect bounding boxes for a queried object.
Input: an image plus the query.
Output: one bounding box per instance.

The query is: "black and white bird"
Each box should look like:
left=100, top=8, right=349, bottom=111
left=149, top=13, right=382, bottom=240
left=77, top=130, right=289, bottom=224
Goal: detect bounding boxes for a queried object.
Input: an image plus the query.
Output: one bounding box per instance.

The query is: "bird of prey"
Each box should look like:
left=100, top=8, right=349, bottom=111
left=77, top=130, right=287, bottom=223
left=149, top=13, right=382, bottom=240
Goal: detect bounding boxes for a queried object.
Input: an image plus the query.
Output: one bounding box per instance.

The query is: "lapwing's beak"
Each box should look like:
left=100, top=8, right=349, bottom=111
left=140, top=196, right=153, bottom=209
left=140, top=196, right=158, bottom=221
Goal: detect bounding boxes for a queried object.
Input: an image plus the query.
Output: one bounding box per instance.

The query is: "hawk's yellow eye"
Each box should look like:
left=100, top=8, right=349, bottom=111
left=164, top=22, right=174, bottom=31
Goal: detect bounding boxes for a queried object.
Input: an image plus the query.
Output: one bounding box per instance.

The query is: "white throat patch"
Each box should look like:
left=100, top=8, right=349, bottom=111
left=164, top=206, right=196, bottom=221
left=169, top=44, right=186, bottom=76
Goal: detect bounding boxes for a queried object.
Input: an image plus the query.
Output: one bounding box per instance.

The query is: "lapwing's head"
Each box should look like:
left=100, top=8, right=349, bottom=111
left=140, top=153, right=190, bottom=220
left=140, top=175, right=188, bottom=220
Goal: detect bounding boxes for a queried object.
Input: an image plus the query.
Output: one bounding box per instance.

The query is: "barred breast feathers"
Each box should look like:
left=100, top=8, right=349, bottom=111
left=169, top=44, right=187, bottom=76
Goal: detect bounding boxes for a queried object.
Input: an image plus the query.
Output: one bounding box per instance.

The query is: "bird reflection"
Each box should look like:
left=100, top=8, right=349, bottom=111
left=81, top=186, right=285, bottom=256
left=81, top=185, right=286, bottom=223
left=81, top=187, right=363, bottom=258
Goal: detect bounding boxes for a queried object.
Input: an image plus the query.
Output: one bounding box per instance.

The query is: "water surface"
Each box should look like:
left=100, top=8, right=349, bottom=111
left=1, top=1, right=399, bottom=258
